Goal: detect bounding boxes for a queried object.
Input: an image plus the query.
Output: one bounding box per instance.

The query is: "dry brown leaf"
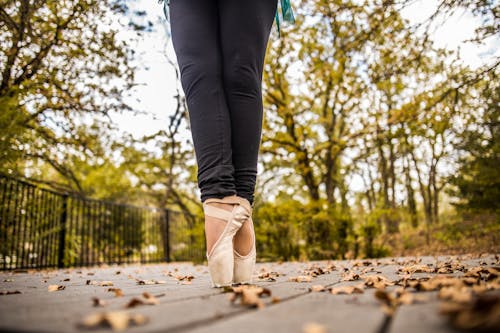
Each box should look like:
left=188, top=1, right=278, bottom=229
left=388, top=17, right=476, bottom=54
left=302, top=264, right=335, bottom=277
left=92, top=297, right=107, bottom=307
left=99, top=281, right=114, bottom=287
left=0, top=290, right=21, bottom=295
left=108, top=288, right=124, bottom=297
left=302, top=322, right=327, bottom=333
left=175, top=275, right=194, bottom=282
left=48, top=285, right=65, bottom=292
left=80, top=311, right=148, bottom=331
left=136, top=279, right=166, bottom=285
left=341, top=272, right=360, bottom=281
left=438, top=286, right=473, bottom=303
left=142, top=292, right=160, bottom=305
left=257, top=271, right=282, bottom=281
left=362, top=274, right=394, bottom=289
left=330, top=284, right=364, bottom=295
left=289, top=275, right=312, bottom=283
left=310, top=285, right=326, bottom=292
left=399, top=264, right=434, bottom=274
left=439, top=293, right=500, bottom=331
left=229, top=285, right=271, bottom=309
left=125, top=293, right=159, bottom=308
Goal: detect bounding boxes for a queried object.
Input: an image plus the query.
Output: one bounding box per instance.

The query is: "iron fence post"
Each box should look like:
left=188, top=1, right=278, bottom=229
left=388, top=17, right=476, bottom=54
left=57, top=194, right=68, bottom=268
left=164, top=209, right=170, bottom=262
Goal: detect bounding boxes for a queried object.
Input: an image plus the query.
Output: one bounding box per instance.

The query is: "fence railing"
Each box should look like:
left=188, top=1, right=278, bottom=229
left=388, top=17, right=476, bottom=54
left=0, top=174, right=205, bottom=270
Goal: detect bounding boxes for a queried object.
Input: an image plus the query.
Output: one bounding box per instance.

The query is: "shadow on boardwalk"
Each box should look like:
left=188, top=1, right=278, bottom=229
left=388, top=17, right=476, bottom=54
left=0, top=254, right=498, bottom=333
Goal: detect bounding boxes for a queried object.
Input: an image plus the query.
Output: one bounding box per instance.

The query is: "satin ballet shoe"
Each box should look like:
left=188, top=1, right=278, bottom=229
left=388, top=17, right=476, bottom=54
left=233, top=212, right=256, bottom=285
left=203, top=195, right=251, bottom=288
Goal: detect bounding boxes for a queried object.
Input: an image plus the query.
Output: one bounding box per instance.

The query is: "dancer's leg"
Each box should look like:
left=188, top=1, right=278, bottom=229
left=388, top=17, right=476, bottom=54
left=218, top=0, right=277, bottom=206
left=218, top=0, right=277, bottom=254
left=169, top=0, right=237, bottom=255
left=170, top=0, right=236, bottom=203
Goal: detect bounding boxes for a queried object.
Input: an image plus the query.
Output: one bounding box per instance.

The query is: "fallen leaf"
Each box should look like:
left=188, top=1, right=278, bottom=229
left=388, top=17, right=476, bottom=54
left=302, top=322, right=327, bottom=333
left=229, top=285, right=271, bottom=309
left=99, top=281, right=114, bottom=287
left=288, top=275, right=312, bottom=283
left=362, top=274, right=394, bottom=289
left=439, top=293, right=500, bottom=331
left=125, top=292, right=160, bottom=308
left=108, top=288, right=124, bottom=297
left=341, top=271, right=360, bottom=281
left=330, top=284, right=364, bottom=295
left=80, top=311, right=148, bottom=331
left=310, top=285, right=326, bottom=292
left=398, top=264, right=434, bottom=274
left=438, top=286, right=473, bottom=303
left=175, top=275, right=194, bottom=282
left=0, top=290, right=21, bottom=295
left=92, top=297, right=107, bottom=307
left=136, top=279, right=166, bottom=285
left=258, top=271, right=282, bottom=281
left=48, top=285, right=65, bottom=292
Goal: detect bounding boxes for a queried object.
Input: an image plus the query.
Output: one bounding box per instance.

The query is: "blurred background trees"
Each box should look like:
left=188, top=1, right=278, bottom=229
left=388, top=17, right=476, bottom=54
left=1, top=0, right=498, bottom=260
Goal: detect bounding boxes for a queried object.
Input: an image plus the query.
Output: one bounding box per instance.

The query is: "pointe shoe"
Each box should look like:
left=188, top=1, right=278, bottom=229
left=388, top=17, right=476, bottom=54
left=203, top=195, right=251, bottom=287
left=232, top=196, right=256, bottom=285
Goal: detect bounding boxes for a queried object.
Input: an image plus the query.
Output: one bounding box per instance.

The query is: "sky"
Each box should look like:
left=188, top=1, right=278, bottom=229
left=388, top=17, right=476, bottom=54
left=112, top=0, right=499, bottom=141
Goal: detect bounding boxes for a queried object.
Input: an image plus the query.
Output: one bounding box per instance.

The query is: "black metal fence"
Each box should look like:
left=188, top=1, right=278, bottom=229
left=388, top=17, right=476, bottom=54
left=0, top=174, right=205, bottom=270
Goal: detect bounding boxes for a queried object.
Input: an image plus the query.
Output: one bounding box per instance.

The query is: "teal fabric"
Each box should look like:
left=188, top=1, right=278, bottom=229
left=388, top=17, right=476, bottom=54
left=275, top=0, right=295, bottom=37
left=158, top=0, right=295, bottom=39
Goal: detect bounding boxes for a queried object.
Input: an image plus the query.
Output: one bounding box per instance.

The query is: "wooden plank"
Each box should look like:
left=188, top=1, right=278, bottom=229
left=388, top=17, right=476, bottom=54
left=188, top=288, right=386, bottom=333
left=389, top=302, right=459, bottom=333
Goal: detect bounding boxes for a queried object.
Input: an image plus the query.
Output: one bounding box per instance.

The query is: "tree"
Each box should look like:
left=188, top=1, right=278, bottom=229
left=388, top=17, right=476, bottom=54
left=0, top=0, right=139, bottom=188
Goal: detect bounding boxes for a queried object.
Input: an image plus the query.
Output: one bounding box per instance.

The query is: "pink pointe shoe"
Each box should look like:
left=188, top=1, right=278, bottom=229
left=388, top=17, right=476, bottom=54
left=203, top=195, right=251, bottom=287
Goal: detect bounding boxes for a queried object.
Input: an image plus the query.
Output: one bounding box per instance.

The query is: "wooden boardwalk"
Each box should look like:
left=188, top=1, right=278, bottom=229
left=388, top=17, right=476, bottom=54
left=0, top=254, right=498, bottom=333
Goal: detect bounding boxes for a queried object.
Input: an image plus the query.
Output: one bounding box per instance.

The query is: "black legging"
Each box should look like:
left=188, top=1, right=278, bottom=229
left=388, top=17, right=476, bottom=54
left=169, top=0, right=277, bottom=206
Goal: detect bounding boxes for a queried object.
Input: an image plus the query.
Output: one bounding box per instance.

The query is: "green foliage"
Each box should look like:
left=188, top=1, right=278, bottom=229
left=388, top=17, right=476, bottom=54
left=449, top=74, right=500, bottom=214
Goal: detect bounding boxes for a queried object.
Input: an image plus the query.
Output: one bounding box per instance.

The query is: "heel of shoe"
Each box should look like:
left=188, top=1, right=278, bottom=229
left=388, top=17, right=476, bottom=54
left=203, top=195, right=251, bottom=288
left=232, top=210, right=256, bottom=285
left=233, top=247, right=256, bottom=284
